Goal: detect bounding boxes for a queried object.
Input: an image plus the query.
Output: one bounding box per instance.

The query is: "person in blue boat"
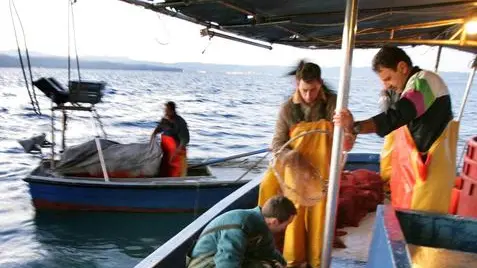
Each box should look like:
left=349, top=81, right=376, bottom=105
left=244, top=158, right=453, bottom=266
left=150, top=101, right=190, bottom=177
left=334, top=45, right=458, bottom=214
left=187, top=195, right=297, bottom=268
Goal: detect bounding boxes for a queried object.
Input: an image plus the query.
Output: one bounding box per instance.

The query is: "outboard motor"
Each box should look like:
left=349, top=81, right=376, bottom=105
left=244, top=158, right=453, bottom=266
left=18, top=133, right=52, bottom=154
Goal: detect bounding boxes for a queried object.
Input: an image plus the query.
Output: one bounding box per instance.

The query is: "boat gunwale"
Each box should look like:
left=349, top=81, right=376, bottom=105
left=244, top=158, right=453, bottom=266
left=23, top=173, right=251, bottom=189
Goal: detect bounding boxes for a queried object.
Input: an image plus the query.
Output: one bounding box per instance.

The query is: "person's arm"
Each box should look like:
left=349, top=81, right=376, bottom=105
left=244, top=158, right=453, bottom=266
left=327, top=94, right=355, bottom=152
left=214, top=229, right=247, bottom=268
left=150, top=124, right=163, bottom=143
left=358, top=76, right=442, bottom=137
left=357, top=97, right=417, bottom=137
left=271, top=104, right=291, bottom=159
left=177, top=117, right=190, bottom=149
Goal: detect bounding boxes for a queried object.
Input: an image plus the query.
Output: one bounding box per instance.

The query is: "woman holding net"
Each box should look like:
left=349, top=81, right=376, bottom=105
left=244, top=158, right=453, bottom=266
left=258, top=62, right=355, bottom=268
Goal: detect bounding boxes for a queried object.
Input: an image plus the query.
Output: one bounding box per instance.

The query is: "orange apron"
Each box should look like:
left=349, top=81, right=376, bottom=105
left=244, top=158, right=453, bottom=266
left=390, top=120, right=458, bottom=213
left=160, top=135, right=187, bottom=177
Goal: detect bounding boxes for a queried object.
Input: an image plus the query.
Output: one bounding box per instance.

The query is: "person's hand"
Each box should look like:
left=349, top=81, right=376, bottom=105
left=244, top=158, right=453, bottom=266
left=343, top=133, right=356, bottom=152
left=333, top=108, right=354, bottom=133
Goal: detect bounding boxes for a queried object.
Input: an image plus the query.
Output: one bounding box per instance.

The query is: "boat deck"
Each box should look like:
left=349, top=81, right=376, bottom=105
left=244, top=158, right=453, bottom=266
left=331, top=211, right=376, bottom=267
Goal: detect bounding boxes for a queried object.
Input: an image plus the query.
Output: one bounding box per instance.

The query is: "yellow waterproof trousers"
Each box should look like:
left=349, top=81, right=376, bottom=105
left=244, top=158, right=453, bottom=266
left=380, top=131, right=395, bottom=183
left=258, top=120, right=333, bottom=268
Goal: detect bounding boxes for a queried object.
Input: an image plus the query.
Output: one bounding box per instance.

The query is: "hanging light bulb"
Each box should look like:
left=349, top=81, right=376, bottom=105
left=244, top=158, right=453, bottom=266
left=465, top=18, right=477, bottom=35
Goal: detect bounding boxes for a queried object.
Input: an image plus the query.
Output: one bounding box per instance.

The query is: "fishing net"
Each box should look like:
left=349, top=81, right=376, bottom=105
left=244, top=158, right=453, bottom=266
left=55, top=137, right=163, bottom=178
left=270, top=129, right=347, bottom=207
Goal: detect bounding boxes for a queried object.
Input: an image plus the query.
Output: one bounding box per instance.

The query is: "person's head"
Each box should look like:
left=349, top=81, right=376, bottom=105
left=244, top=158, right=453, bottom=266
left=287, top=60, right=306, bottom=86
left=295, top=62, right=324, bottom=105
left=164, top=101, right=176, bottom=119
left=372, top=46, right=413, bottom=93
left=261, top=195, right=297, bottom=233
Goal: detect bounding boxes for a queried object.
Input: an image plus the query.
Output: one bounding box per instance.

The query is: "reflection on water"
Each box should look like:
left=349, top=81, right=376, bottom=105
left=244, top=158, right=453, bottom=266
left=30, top=211, right=195, bottom=268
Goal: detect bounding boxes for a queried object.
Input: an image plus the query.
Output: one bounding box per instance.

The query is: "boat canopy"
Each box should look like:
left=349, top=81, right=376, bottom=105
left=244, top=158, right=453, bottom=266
left=120, top=0, right=477, bottom=52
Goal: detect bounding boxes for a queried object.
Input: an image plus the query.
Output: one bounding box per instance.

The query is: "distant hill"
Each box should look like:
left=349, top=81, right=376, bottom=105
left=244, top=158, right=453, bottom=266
left=0, top=51, right=467, bottom=77
left=0, top=54, right=183, bottom=72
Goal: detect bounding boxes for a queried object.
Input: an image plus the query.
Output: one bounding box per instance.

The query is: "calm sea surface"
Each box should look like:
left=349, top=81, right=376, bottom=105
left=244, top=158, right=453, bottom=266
left=1, top=67, right=476, bottom=267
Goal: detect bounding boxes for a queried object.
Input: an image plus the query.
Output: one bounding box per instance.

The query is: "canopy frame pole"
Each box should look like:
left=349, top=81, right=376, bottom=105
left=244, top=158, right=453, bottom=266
left=457, top=56, right=477, bottom=122
left=320, top=0, right=359, bottom=267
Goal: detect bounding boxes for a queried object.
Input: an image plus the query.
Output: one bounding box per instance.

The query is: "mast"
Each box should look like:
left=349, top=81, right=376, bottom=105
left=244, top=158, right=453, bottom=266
left=321, top=0, right=359, bottom=267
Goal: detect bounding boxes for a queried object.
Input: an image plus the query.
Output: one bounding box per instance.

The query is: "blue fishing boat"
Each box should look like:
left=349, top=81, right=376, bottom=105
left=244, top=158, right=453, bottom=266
left=20, top=77, right=273, bottom=213
left=23, top=152, right=377, bottom=213
left=24, top=160, right=253, bottom=213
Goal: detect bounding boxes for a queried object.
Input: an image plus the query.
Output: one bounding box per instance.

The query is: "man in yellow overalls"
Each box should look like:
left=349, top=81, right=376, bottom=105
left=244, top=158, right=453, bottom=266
left=334, top=46, right=458, bottom=214
left=258, top=62, right=354, bottom=268
left=378, top=89, right=400, bottom=187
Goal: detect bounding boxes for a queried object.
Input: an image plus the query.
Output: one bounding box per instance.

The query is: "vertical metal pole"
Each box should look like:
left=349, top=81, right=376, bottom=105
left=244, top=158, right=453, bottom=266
left=50, top=100, right=55, bottom=169
left=434, top=46, right=442, bottom=73
left=457, top=56, right=477, bottom=122
left=91, top=110, right=109, bottom=182
left=321, top=0, right=359, bottom=267
left=61, top=109, right=67, bottom=151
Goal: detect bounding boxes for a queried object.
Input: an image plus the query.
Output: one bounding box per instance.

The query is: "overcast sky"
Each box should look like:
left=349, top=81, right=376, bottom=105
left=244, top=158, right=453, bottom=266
left=1, top=0, right=476, bottom=72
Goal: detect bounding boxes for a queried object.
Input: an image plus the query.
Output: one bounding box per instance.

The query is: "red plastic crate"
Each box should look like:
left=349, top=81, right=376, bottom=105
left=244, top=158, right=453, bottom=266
left=467, top=136, right=477, bottom=161
left=449, top=177, right=462, bottom=214
left=456, top=174, right=477, bottom=218
left=449, top=188, right=460, bottom=214
left=462, top=156, right=477, bottom=181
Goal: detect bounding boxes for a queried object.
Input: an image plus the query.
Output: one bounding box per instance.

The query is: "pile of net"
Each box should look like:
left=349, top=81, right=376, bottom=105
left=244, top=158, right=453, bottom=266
left=271, top=142, right=384, bottom=249
left=54, top=139, right=163, bottom=178
left=271, top=153, right=327, bottom=207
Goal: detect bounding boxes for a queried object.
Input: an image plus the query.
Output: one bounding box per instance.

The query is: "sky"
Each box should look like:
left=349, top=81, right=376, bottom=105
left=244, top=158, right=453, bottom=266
left=1, top=0, right=476, bottom=72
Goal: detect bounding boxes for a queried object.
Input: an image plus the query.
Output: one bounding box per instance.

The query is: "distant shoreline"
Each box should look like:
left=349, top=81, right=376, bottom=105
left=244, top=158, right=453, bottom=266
left=0, top=54, right=183, bottom=73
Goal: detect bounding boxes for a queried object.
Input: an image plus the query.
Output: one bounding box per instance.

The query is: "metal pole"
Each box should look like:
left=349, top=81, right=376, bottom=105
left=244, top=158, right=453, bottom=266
left=91, top=110, right=109, bottom=182
left=61, top=109, right=67, bottom=152
left=50, top=100, right=55, bottom=169
left=95, top=137, right=110, bottom=182
left=321, top=0, right=359, bottom=267
left=457, top=56, right=477, bottom=122
left=434, top=46, right=442, bottom=73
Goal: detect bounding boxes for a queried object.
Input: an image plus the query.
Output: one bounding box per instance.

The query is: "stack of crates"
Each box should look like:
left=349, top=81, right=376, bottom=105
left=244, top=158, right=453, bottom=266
left=456, top=136, right=477, bottom=217
left=68, top=80, right=106, bottom=104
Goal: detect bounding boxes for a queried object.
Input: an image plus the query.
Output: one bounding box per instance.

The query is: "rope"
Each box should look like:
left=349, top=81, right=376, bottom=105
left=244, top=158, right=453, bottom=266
left=93, top=109, right=108, bottom=138
left=154, top=13, right=171, bottom=46
left=70, top=0, right=81, bottom=82
left=271, top=129, right=331, bottom=206
left=68, top=0, right=81, bottom=82
left=9, top=0, right=41, bottom=115
left=68, top=0, right=71, bottom=83
left=233, top=152, right=270, bottom=182
left=201, top=35, right=214, bottom=54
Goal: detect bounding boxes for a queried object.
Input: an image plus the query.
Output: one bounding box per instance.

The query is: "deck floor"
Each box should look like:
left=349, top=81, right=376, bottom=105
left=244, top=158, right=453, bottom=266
left=331, top=211, right=376, bottom=267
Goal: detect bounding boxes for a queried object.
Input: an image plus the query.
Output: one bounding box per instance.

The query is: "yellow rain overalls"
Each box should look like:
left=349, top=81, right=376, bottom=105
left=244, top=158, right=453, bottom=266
left=258, top=119, right=333, bottom=268
left=380, top=132, right=394, bottom=183
left=390, top=120, right=459, bottom=214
